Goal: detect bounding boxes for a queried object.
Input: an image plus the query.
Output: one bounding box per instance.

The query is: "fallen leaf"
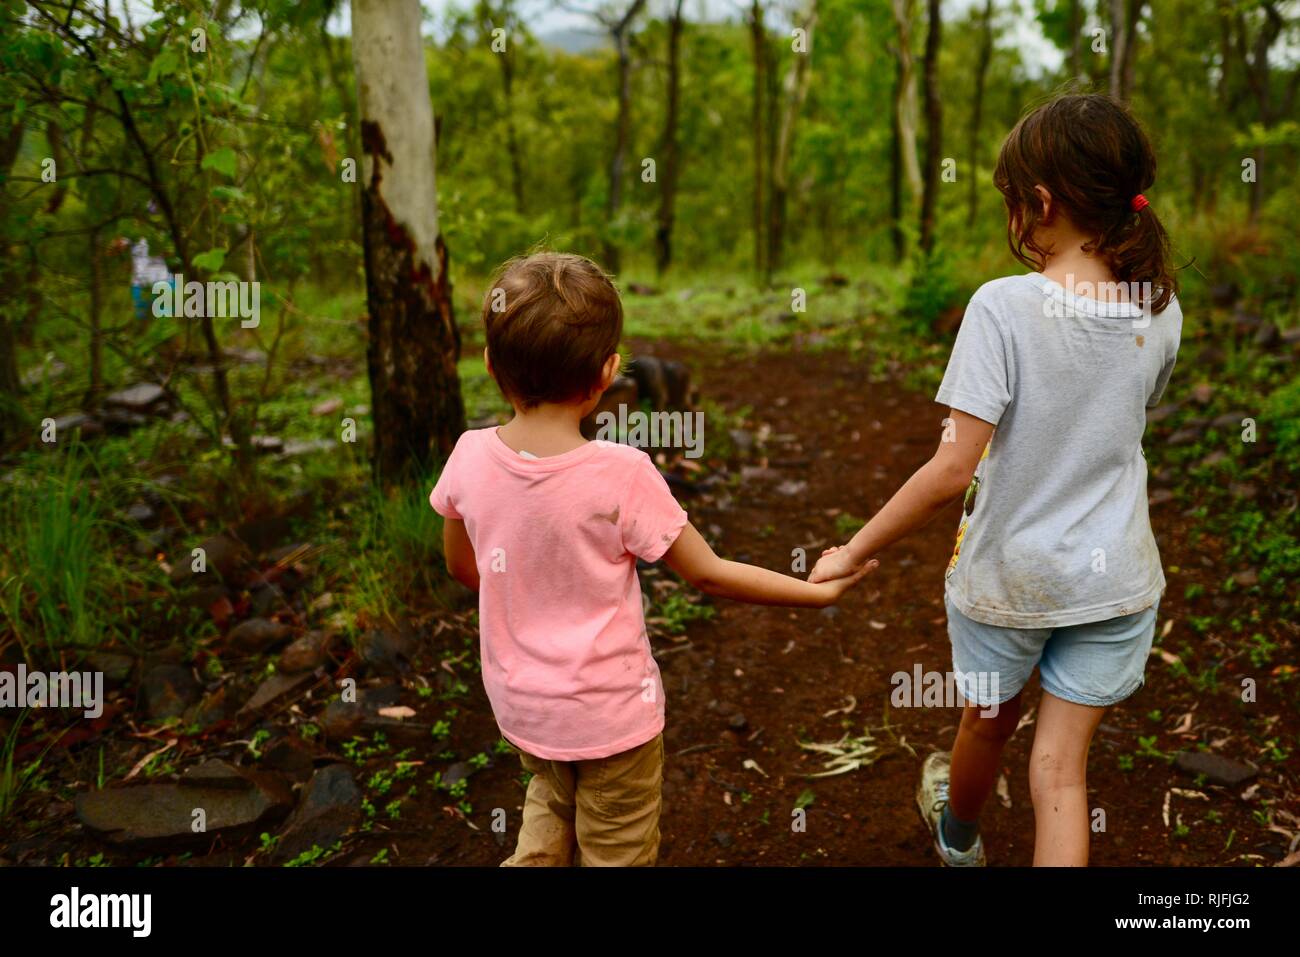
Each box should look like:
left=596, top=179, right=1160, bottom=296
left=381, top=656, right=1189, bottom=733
left=821, top=695, right=857, bottom=718
left=377, top=706, right=416, bottom=719
left=125, top=738, right=178, bottom=781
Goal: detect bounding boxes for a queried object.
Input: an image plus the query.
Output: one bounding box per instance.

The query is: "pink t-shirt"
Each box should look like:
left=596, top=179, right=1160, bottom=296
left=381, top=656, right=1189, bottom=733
left=429, top=428, right=688, bottom=761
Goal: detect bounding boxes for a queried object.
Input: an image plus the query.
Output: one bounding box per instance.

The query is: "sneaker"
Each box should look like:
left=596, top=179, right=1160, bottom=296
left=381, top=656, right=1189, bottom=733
left=916, top=750, right=986, bottom=867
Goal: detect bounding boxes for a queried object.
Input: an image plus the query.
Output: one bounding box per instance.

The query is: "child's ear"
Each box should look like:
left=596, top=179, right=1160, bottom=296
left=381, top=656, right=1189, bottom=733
left=1033, top=185, right=1054, bottom=225
left=599, top=352, right=621, bottom=390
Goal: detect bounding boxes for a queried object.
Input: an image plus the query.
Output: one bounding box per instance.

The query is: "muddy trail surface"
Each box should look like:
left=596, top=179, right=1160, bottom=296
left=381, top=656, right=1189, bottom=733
left=10, top=343, right=1290, bottom=870
left=398, top=343, right=1291, bottom=868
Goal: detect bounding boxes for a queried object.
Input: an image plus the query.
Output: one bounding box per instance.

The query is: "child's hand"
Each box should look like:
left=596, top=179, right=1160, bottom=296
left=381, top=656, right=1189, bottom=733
left=808, top=545, right=866, bottom=584
left=808, top=558, right=879, bottom=606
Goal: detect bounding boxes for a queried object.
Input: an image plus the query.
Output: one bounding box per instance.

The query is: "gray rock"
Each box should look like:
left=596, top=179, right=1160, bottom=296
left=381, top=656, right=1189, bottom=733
left=320, top=700, right=365, bottom=741
left=181, top=759, right=255, bottom=791
left=105, top=382, right=167, bottom=411
left=238, top=671, right=316, bottom=723
left=279, top=631, right=337, bottom=673
left=1254, top=322, right=1280, bottom=349
left=1211, top=411, right=1250, bottom=431
left=185, top=685, right=235, bottom=729
left=270, top=765, right=362, bottom=864
left=170, top=532, right=252, bottom=585
left=358, top=628, right=413, bottom=676
left=1231, top=568, right=1259, bottom=587
left=1173, top=751, right=1258, bottom=787
left=76, top=768, right=292, bottom=847
left=125, top=501, right=157, bottom=526
left=442, top=762, right=472, bottom=787
left=280, top=438, right=335, bottom=458
left=249, top=583, right=287, bottom=619
left=84, top=651, right=134, bottom=689
left=226, top=617, right=293, bottom=655
left=140, top=664, right=200, bottom=721
left=260, top=737, right=319, bottom=783
left=52, top=412, right=102, bottom=439
left=250, top=434, right=284, bottom=454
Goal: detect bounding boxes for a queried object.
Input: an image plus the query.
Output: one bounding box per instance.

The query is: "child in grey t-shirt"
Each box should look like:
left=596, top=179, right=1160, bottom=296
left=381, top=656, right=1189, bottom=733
left=937, top=271, right=1180, bottom=629
left=809, top=93, right=1181, bottom=867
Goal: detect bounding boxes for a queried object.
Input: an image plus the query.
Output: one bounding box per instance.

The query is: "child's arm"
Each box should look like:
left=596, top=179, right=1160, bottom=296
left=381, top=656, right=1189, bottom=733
left=664, top=522, right=877, bottom=608
left=809, top=409, right=993, bottom=583
left=442, top=518, right=480, bottom=591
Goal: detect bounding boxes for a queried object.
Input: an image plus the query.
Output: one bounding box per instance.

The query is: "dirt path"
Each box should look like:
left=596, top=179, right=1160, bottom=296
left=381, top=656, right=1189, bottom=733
left=407, top=343, right=1288, bottom=867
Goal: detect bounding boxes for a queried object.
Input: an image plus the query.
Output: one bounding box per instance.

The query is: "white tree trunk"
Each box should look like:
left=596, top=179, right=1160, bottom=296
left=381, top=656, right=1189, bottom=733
left=891, top=0, right=923, bottom=205
left=351, top=0, right=440, bottom=273
left=350, top=0, right=464, bottom=481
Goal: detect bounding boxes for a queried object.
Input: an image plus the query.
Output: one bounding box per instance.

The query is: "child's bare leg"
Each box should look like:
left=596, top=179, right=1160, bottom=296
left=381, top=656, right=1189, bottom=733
left=948, top=690, right=1023, bottom=822
left=1029, top=690, right=1105, bottom=866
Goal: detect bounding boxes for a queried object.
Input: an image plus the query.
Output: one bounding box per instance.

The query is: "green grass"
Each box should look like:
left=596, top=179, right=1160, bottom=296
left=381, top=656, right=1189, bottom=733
left=1, top=449, right=102, bottom=660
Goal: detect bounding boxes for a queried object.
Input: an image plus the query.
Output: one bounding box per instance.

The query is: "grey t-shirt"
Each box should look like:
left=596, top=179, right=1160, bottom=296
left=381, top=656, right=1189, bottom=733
left=936, top=273, right=1182, bottom=628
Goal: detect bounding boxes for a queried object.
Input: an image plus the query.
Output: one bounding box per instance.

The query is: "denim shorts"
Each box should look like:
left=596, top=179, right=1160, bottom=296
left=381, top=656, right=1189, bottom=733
left=945, top=593, right=1158, bottom=707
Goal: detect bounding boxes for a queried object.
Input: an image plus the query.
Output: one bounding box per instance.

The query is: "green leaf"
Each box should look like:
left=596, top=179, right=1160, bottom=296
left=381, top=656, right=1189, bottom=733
left=146, top=48, right=181, bottom=84
left=210, top=185, right=247, bottom=203
left=201, top=148, right=238, bottom=179
left=191, top=248, right=227, bottom=272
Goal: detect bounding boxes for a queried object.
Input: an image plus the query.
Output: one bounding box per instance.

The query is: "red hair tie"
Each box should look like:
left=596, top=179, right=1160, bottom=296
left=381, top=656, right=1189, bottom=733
left=1131, top=194, right=1149, bottom=212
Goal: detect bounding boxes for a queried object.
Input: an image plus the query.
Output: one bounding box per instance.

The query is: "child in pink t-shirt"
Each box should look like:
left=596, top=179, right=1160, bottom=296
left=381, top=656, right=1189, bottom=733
left=430, top=252, right=875, bottom=866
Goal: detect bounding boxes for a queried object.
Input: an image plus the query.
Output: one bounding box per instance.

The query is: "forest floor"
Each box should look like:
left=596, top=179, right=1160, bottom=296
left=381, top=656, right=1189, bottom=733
left=4, top=309, right=1298, bottom=869
left=382, top=340, right=1295, bottom=867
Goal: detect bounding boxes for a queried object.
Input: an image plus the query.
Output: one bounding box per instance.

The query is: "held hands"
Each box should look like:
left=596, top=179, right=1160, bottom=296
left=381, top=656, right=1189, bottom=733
left=808, top=544, right=870, bottom=586
left=807, top=553, right=879, bottom=606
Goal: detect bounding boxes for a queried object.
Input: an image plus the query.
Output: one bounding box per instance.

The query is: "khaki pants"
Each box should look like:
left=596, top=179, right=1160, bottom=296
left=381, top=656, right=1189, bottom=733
left=502, top=734, right=664, bottom=867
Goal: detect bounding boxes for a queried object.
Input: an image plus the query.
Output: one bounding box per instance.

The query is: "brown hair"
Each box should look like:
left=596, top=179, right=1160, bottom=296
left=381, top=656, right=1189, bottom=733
left=482, top=252, right=622, bottom=409
left=993, top=93, right=1177, bottom=313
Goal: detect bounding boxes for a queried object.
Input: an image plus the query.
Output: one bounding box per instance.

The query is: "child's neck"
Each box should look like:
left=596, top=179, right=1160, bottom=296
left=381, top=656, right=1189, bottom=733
left=1040, top=237, right=1121, bottom=300
left=497, top=402, right=590, bottom=458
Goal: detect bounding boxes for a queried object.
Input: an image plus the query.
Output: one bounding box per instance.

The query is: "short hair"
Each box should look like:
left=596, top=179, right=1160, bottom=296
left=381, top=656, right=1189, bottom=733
left=482, top=252, right=623, bottom=408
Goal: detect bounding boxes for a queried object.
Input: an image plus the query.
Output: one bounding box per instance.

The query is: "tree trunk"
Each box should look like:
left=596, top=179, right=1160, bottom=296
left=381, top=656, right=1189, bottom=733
left=87, top=229, right=104, bottom=407
left=748, top=1, right=769, bottom=280
left=0, top=118, right=26, bottom=444
left=1233, top=3, right=1284, bottom=224
left=769, top=2, right=818, bottom=278
left=890, top=54, right=904, bottom=262
left=891, top=0, right=923, bottom=234
left=1109, top=0, right=1142, bottom=102
left=1120, top=1, right=1142, bottom=101
left=918, top=0, right=943, bottom=254
left=1068, top=0, right=1081, bottom=81
left=603, top=0, right=647, bottom=274
left=321, top=14, right=363, bottom=248
left=967, top=0, right=993, bottom=228
left=352, top=0, right=465, bottom=484
left=499, top=27, right=526, bottom=214
left=654, top=0, right=686, bottom=275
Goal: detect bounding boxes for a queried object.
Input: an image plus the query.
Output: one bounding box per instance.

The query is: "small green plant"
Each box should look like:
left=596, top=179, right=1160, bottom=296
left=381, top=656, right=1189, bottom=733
left=654, top=591, right=715, bottom=635
left=834, top=513, right=865, bottom=538
left=283, top=841, right=342, bottom=867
